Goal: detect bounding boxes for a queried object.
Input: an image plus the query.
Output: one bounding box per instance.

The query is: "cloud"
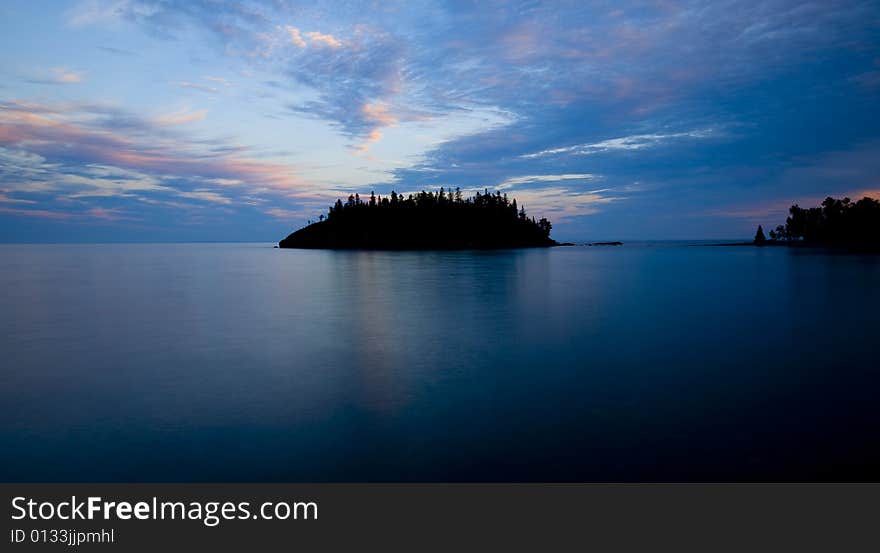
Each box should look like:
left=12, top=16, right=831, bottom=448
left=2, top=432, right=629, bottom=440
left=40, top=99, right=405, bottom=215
left=203, top=75, right=230, bottom=87
left=274, top=26, right=346, bottom=51
left=304, top=31, right=342, bottom=49
left=521, top=130, right=716, bottom=159
left=20, top=1, right=880, bottom=240
left=285, top=26, right=306, bottom=48
left=0, top=206, right=76, bottom=219
left=174, top=81, right=219, bottom=94
left=505, top=187, right=624, bottom=221
left=172, top=77, right=228, bottom=95
left=0, top=203, right=132, bottom=222
left=282, top=27, right=409, bottom=142
left=361, top=102, right=397, bottom=127
left=0, top=192, right=36, bottom=205
left=498, top=174, right=598, bottom=189
left=176, top=189, right=233, bottom=204
left=68, top=1, right=879, bottom=144
left=97, top=45, right=138, bottom=56
left=153, top=107, right=207, bottom=126
left=84, top=206, right=132, bottom=221
left=264, top=207, right=302, bottom=219
left=0, top=100, right=320, bottom=221
left=27, top=68, right=85, bottom=85
left=354, top=130, right=384, bottom=152
left=55, top=165, right=166, bottom=199
left=352, top=102, right=400, bottom=151
left=53, top=69, right=85, bottom=84
left=66, top=0, right=133, bottom=27
left=99, top=5, right=416, bottom=145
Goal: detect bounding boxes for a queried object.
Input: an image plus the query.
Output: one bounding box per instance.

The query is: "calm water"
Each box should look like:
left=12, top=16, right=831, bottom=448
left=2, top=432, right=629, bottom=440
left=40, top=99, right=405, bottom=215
left=1, top=242, right=878, bottom=481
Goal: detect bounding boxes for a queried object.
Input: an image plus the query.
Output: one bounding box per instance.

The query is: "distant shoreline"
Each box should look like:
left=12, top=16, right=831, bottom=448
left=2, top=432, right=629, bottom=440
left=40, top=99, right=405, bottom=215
left=697, top=241, right=880, bottom=252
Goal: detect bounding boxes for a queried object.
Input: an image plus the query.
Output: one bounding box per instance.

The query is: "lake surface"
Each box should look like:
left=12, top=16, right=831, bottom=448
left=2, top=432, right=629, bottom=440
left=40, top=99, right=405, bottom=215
left=1, top=242, right=879, bottom=481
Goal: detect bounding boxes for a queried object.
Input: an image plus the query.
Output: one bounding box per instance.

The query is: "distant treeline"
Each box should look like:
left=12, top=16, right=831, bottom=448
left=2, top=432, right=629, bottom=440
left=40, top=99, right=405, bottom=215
left=756, top=196, right=880, bottom=248
left=279, top=188, right=556, bottom=249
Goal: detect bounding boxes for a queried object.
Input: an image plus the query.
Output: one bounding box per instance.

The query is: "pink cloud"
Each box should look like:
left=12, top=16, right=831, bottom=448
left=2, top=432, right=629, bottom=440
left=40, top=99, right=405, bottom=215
left=84, top=207, right=132, bottom=221
left=154, top=108, right=208, bottom=126
left=285, top=26, right=306, bottom=48
left=0, top=101, right=312, bottom=193
left=26, top=68, right=86, bottom=85
left=52, top=68, right=84, bottom=84
left=304, top=31, right=342, bottom=49
left=0, top=206, right=75, bottom=219
left=265, top=207, right=303, bottom=219
left=352, top=102, right=404, bottom=152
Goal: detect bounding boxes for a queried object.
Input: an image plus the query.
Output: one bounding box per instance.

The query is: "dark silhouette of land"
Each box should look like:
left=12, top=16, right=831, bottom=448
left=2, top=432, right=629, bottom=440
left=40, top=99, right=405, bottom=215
left=752, top=196, right=880, bottom=249
left=754, top=224, right=766, bottom=245
left=279, top=188, right=558, bottom=249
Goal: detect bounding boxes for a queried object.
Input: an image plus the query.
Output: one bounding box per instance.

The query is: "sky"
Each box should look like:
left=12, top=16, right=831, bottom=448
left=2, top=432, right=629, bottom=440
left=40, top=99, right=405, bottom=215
left=1, top=0, right=879, bottom=242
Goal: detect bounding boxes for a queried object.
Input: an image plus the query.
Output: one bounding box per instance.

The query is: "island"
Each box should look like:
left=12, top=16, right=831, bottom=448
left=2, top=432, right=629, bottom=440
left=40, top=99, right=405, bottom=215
left=752, top=195, right=880, bottom=249
left=279, top=188, right=558, bottom=249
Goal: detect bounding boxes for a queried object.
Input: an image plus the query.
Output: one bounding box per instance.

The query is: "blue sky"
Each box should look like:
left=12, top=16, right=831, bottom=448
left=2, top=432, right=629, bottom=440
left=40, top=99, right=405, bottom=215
left=1, top=0, right=879, bottom=241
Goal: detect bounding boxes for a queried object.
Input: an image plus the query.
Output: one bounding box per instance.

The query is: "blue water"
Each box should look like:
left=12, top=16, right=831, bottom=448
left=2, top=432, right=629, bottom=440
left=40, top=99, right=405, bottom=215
left=1, top=242, right=878, bottom=481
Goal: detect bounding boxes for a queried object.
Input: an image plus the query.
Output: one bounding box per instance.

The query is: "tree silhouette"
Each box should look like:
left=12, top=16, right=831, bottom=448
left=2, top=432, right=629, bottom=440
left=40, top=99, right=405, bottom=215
left=754, top=224, right=766, bottom=245
left=763, top=195, right=880, bottom=248
left=279, top=189, right=558, bottom=249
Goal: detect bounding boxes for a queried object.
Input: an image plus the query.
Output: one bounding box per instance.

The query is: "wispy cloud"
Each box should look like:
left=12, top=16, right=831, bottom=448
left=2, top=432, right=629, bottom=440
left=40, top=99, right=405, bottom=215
left=173, top=77, right=229, bottom=95
left=153, top=107, right=207, bottom=126
left=521, top=130, right=716, bottom=159
left=285, top=26, right=306, bottom=48
left=498, top=174, right=598, bottom=189
left=203, top=75, right=231, bottom=87
left=66, top=0, right=134, bottom=28
left=264, top=207, right=302, bottom=220
left=174, top=81, right=219, bottom=94
left=6, top=0, right=879, bottom=240
left=97, top=45, right=138, bottom=56
left=84, top=206, right=133, bottom=221
left=0, top=204, right=133, bottom=222
left=352, top=102, right=400, bottom=151
left=0, top=206, right=76, bottom=219
left=283, top=26, right=344, bottom=49
left=304, top=31, right=343, bottom=49
left=0, top=100, right=321, bottom=220
left=176, top=189, right=233, bottom=204
left=507, top=187, right=625, bottom=221
left=0, top=192, right=36, bottom=205
left=27, top=68, right=85, bottom=85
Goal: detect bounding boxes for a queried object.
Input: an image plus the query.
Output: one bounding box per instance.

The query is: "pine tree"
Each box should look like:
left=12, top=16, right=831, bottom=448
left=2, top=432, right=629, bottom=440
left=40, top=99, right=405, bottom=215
left=754, top=224, right=766, bottom=245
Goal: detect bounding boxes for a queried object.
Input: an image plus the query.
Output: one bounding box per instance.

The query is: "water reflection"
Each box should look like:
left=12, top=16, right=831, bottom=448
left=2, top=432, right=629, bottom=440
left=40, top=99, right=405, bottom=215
left=0, top=243, right=878, bottom=481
